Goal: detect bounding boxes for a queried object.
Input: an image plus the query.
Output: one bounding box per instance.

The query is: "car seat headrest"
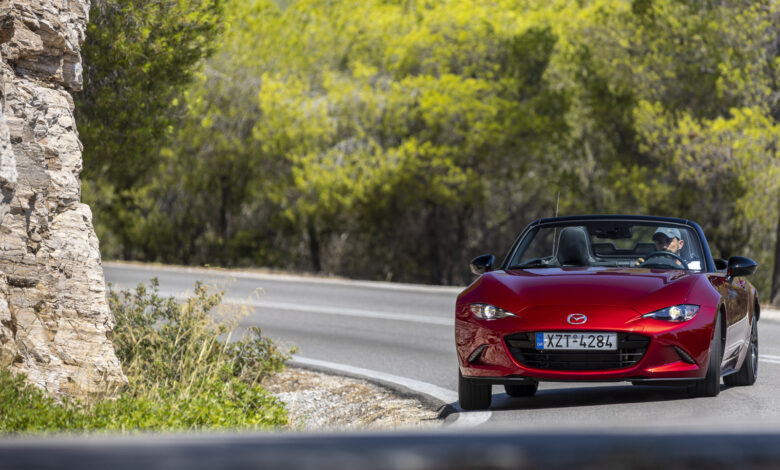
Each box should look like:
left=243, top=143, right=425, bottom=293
left=557, top=227, right=592, bottom=266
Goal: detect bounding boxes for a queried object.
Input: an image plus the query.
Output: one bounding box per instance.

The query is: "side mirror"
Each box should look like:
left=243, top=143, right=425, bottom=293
left=470, top=254, right=495, bottom=276
left=713, top=258, right=728, bottom=271
left=726, top=256, right=757, bottom=281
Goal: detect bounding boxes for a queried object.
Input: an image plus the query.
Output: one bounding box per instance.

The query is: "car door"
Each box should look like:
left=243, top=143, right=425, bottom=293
left=722, top=275, right=749, bottom=365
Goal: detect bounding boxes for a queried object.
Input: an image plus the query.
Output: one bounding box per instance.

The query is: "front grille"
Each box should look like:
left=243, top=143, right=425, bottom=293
left=504, top=332, right=650, bottom=371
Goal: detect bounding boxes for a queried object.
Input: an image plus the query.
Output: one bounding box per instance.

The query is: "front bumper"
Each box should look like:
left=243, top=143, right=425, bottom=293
left=455, top=304, right=717, bottom=382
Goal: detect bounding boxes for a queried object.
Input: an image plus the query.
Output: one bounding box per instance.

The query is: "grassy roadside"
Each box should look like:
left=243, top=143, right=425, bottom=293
left=0, top=280, right=290, bottom=433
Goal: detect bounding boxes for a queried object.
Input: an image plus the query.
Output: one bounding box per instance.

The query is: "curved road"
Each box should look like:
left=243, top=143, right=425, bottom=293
left=104, top=262, right=780, bottom=430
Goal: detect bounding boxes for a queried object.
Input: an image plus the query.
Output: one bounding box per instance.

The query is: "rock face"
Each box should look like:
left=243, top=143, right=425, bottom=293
left=0, top=0, right=126, bottom=400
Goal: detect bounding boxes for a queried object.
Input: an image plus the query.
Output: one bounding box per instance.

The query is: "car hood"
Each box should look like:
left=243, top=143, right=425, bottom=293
left=462, top=267, right=700, bottom=315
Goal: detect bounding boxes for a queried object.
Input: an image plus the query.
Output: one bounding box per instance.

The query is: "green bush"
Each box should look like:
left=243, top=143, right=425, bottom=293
left=0, top=280, right=289, bottom=433
left=0, top=370, right=84, bottom=432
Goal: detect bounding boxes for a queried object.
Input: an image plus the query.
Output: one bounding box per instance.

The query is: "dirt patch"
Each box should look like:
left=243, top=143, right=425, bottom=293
left=263, top=367, right=443, bottom=431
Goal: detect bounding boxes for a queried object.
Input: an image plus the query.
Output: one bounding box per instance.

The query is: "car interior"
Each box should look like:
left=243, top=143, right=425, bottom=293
left=511, top=223, right=701, bottom=271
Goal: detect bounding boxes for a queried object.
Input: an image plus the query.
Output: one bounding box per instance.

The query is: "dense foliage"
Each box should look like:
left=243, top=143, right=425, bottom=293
left=0, top=282, right=288, bottom=432
left=77, top=0, right=780, bottom=302
left=76, top=0, right=225, bottom=258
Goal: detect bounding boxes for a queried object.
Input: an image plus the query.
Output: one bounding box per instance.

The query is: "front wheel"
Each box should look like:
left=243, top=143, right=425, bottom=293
left=458, top=370, right=491, bottom=410
left=724, top=318, right=758, bottom=387
left=689, top=314, right=722, bottom=398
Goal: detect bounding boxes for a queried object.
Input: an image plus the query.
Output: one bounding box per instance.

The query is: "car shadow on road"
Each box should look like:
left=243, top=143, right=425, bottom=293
left=487, top=383, right=719, bottom=411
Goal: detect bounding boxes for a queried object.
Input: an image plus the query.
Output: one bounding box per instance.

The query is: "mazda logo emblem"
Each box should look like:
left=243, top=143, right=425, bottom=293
left=567, top=314, right=587, bottom=325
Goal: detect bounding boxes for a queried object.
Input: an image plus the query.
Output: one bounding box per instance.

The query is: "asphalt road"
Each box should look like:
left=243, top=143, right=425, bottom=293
left=104, top=262, right=780, bottom=430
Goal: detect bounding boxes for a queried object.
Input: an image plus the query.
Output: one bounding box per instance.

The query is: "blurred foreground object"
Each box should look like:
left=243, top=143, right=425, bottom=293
left=3, top=431, right=780, bottom=470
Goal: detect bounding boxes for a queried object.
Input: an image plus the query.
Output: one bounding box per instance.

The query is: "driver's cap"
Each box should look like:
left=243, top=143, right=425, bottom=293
left=652, top=227, right=682, bottom=241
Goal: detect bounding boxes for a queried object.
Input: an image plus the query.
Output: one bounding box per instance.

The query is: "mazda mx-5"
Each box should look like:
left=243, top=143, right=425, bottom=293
left=456, top=215, right=759, bottom=410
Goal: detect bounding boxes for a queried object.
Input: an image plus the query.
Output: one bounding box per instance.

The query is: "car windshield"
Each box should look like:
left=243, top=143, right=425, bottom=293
left=507, top=221, right=704, bottom=271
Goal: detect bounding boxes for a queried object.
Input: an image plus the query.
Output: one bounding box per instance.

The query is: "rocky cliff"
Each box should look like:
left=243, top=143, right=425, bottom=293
left=0, top=0, right=125, bottom=399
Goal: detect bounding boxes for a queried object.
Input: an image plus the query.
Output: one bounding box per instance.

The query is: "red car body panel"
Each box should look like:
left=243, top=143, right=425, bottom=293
left=456, top=217, right=759, bottom=386
left=456, top=268, right=726, bottom=381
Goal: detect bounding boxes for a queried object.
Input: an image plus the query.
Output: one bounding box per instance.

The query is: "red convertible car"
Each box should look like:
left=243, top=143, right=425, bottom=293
left=456, top=215, right=759, bottom=410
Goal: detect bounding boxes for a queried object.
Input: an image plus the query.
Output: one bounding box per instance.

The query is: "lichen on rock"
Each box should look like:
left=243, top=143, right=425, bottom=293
left=0, top=0, right=126, bottom=400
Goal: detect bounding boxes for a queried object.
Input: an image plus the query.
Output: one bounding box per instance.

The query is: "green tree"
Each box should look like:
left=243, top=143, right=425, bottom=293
left=76, top=0, right=224, bottom=259
left=624, top=1, right=780, bottom=299
left=150, top=0, right=571, bottom=283
left=550, top=0, right=780, bottom=299
left=77, top=0, right=780, bottom=299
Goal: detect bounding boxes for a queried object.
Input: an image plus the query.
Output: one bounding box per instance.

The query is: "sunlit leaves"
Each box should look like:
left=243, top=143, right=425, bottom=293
left=78, top=0, right=780, bottom=294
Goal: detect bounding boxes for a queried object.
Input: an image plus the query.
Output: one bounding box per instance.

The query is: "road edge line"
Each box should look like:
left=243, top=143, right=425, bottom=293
left=103, top=261, right=464, bottom=294
left=289, top=356, right=491, bottom=428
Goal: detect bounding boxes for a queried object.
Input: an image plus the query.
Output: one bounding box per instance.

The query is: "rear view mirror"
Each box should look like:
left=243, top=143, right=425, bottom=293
left=713, top=258, right=728, bottom=271
left=470, top=254, right=495, bottom=276
left=727, top=256, right=757, bottom=280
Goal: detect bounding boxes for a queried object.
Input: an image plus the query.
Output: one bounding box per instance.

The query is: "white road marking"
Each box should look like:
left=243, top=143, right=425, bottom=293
left=226, top=299, right=453, bottom=326
left=104, top=261, right=463, bottom=294
left=111, top=289, right=453, bottom=327
left=290, top=356, right=491, bottom=428
left=759, top=355, right=780, bottom=366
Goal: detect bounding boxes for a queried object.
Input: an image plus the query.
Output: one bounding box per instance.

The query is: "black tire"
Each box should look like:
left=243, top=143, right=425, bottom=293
left=458, top=370, right=492, bottom=410
left=504, top=382, right=538, bottom=397
left=724, top=318, right=758, bottom=387
left=689, top=314, right=722, bottom=397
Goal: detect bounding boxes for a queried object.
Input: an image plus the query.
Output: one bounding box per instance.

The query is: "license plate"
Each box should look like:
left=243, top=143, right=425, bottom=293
left=536, top=332, right=617, bottom=350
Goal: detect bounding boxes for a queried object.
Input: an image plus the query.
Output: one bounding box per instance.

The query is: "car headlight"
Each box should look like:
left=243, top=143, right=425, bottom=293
left=642, top=304, right=699, bottom=322
left=469, top=303, right=516, bottom=320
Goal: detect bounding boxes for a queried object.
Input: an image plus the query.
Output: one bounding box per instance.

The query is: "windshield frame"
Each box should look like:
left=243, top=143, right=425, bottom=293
left=501, top=215, right=715, bottom=273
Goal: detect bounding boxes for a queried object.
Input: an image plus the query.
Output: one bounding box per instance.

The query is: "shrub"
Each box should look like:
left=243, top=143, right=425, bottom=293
left=0, top=280, right=289, bottom=433
left=0, top=370, right=84, bottom=432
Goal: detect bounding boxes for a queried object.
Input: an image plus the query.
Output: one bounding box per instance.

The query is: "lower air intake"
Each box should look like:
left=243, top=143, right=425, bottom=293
left=504, top=332, right=650, bottom=371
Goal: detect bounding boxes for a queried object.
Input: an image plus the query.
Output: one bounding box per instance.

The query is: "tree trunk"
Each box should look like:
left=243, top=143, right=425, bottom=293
left=308, top=220, right=322, bottom=273
left=426, top=203, right=442, bottom=285
left=219, top=173, right=231, bottom=265
left=772, top=200, right=780, bottom=307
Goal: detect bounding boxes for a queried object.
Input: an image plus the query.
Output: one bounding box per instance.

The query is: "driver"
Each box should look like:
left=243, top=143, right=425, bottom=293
left=651, top=227, right=684, bottom=258
left=636, top=227, right=686, bottom=267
